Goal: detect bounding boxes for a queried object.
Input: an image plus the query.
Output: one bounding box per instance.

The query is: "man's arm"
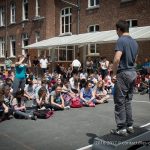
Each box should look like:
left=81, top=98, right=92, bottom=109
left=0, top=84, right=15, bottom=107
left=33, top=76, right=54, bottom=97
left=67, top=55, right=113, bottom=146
left=112, top=51, right=122, bottom=79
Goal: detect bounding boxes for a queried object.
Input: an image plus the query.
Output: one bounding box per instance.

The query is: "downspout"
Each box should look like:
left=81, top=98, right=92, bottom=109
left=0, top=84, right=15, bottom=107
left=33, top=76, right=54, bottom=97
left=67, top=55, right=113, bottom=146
left=77, top=0, right=80, bottom=34
left=5, top=0, right=8, bottom=58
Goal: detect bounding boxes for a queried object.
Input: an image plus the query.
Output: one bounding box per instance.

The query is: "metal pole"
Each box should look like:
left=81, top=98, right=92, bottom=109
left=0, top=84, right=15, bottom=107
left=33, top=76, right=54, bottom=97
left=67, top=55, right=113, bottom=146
left=5, top=0, right=8, bottom=58
left=77, top=0, right=80, bottom=34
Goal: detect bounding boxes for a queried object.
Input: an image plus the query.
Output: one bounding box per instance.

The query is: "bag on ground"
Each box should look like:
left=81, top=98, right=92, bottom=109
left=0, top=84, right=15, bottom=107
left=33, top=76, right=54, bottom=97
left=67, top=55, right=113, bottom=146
left=70, top=97, right=82, bottom=108
left=33, top=109, right=54, bottom=119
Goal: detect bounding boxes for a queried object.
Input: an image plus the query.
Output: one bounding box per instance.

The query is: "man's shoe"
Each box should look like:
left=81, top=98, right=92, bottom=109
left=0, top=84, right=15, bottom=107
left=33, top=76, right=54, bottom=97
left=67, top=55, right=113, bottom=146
left=110, top=128, right=128, bottom=136
left=127, top=126, right=134, bottom=134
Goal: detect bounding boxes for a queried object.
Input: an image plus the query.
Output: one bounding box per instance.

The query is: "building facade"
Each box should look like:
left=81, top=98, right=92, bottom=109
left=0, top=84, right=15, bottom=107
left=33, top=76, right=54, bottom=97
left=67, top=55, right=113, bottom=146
left=0, top=0, right=150, bottom=69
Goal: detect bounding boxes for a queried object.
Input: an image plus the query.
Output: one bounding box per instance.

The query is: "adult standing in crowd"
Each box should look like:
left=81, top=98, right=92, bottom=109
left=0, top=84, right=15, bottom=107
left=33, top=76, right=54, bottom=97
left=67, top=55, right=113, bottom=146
left=99, top=56, right=109, bottom=79
left=71, top=57, right=81, bottom=73
left=111, top=20, right=138, bottom=136
left=33, top=56, right=39, bottom=78
left=86, top=56, right=93, bottom=75
left=13, top=55, right=31, bottom=96
left=40, top=56, right=48, bottom=77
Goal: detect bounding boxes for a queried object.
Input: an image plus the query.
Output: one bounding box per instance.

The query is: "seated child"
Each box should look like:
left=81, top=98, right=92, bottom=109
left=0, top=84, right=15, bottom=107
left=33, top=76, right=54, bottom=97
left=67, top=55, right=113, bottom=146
left=80, top=80, right=96, bottom=107
left=0, top=86, right=13, bottom=122
left=50, top=85, right=65, bottom=110
left=95, top=80, right=110, bottom=103
left=35, top=87, right=51, bottom=109
left=12, top=90, right=37, bottom=120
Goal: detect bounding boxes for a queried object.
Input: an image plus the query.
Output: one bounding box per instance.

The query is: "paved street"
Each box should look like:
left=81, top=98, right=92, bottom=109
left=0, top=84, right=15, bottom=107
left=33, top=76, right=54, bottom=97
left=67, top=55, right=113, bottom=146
left=0, top=94, right=150, bottom=150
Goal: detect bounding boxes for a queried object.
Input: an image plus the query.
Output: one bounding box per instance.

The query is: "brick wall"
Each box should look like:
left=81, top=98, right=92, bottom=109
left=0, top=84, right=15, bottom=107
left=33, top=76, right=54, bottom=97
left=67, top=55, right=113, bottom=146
left=0, top=0, right=149, bottom=67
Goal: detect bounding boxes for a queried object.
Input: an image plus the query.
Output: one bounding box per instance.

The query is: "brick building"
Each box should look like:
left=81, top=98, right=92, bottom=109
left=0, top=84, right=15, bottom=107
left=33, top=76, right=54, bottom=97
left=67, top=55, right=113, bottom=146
left=0, top=0, right=150, bottom=69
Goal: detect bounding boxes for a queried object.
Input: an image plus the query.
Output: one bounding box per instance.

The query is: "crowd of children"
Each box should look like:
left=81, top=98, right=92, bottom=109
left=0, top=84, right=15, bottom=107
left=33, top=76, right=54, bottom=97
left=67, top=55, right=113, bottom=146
left=0, top=55, right=149, bottom=122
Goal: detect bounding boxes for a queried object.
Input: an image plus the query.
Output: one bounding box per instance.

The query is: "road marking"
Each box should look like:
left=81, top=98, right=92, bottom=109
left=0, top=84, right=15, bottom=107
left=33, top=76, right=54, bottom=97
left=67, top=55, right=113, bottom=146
left=133, top=100, right=150, bottom=103
left=140, top=123, right=150, bottom=128
left=76, top=144, right=92, bottom=150
left=77, top=118, right=150, bottom=150
left=109, top=99, right=150, bottom=103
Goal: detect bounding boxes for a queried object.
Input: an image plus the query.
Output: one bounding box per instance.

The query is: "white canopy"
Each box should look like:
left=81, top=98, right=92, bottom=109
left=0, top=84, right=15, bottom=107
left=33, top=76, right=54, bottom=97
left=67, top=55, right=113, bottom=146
left=24, top=26, right=150, bottom=49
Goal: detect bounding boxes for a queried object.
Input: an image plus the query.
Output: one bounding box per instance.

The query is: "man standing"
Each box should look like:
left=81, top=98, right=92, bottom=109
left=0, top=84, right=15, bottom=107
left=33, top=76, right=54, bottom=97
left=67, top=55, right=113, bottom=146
left=111, top=20, right=138, bottom=136
left=33, top=56, right=39, bottom=78
left=40, top=56, right=48, bottom=77
left=71, top=57, right=81, bottom=73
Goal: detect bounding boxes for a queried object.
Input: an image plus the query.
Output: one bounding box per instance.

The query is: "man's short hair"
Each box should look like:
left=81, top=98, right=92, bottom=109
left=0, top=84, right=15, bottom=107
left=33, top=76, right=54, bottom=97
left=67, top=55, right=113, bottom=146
left=116, top=20, right=129, bottom=33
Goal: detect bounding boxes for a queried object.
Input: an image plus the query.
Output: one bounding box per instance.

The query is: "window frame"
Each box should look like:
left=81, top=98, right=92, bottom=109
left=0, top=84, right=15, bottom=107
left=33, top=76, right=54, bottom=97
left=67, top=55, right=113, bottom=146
left=35, top=0, right=40, bottom=17
left=126, top=19, right=138, bottom=27
left=22, top=33, right=29, bottom=55
left=35, top=31, right=40, bottom=42
left=22, top=0, right=29, bottom=21
left=10, top=3, right=16, bottom=24
left=60, top=7, right=72, bottom=35
left=88, top=24, right=99, bottom=55
left=52, top=46, right=75, bottom=62
left=121, top=0, right=133, bottom=3
left=0, top=6, right=5, bottom=27
left=0, top=37, right=5, bottom=57
left=10, top=36, right=16, bottom=57
left=35, top=31, right=41, bottom=57
left=88, top=0, right=100, bottom=8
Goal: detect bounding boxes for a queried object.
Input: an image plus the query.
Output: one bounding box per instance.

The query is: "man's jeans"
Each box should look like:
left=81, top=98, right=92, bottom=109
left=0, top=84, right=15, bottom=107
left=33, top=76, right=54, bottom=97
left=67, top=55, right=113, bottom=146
left=114, top=70, right=137, bottom=129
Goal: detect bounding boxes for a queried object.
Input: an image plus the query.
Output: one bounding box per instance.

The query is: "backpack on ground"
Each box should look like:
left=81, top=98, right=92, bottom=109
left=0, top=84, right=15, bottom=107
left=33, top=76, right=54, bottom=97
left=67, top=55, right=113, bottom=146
left=33, top=109, right=54, bottom=119
left=70, top=97, right=82, bottom=108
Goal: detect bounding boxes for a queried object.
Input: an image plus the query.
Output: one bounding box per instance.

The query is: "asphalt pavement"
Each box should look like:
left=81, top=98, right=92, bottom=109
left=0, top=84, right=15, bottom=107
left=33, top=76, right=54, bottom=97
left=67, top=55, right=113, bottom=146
left=0, top=94, right=150, bottom=150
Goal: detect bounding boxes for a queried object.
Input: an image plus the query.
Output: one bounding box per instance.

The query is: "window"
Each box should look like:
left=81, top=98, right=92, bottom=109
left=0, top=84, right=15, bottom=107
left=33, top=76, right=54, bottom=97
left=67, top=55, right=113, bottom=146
left=0, top=7, right=5, bottom=26
left=10, top=36, right=16, bottom=57
left=127, top=19, right=138, bottom=27
left=88, top=25, right=99, bottom=32
left=54, top=46, right=75, bottom=61
left=0, top=37, right=5, bottom=57
left=35, top=0, right=40, bottom=16
left=88, top=25, right=99, bottom=54
left=60, top=7, right=72, bottom=35
left=88, top=0, right=99, bottom=8
left=10, top=3, right=16, bottom=23
left=22, top=33, right=29, bottom=55
left=35, top=32, right=40, bottom=56
left=35, top=31, right=40, bottom=42
left=22, top=0, right=28, bottom=20
left=121, top=0, right=133, bottom=3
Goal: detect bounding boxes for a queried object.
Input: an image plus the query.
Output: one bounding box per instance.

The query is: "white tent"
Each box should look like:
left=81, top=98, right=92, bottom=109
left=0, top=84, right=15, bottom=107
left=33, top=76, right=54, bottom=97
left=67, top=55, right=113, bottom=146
left=24, top=26, right=150, bottom=49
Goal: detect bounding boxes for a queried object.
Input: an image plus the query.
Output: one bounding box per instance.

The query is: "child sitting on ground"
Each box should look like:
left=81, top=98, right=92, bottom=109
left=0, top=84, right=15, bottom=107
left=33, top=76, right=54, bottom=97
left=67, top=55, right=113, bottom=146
left=12, top=90, right=37, bottom=120
left=0, top=86, right=13, bottom=122
left=95, top=80, right=110, bottom=104
left=36, top=87, right=51, bottom=109
left=50, top=85, right=65, bottom=110
left=80, top=80, right=96, bottom=107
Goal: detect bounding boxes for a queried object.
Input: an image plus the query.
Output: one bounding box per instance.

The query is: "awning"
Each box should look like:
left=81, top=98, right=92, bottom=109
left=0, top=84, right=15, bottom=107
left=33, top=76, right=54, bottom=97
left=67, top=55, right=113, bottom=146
left=24, top=26, right=150, bottom=49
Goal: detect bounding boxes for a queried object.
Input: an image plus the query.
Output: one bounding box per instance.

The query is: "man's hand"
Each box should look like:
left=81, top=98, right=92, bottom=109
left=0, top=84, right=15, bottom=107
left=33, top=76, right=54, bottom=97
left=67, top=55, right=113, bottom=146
left=112, top=75, right=117, bottom=83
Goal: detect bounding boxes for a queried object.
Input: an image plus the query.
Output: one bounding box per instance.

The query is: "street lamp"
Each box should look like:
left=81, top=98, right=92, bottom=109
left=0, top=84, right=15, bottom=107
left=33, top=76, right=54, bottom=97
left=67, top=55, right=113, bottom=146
left=61, top=0, right=80, bottom=34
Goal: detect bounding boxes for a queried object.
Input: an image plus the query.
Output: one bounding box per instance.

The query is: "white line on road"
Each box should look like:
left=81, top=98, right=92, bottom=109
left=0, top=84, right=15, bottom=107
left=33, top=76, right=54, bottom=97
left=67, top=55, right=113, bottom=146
left=76, top=144, right=92, bottom=150
left=109, top=99, right=150, bottom=103
left=140, top=123, right=150, bottom=128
